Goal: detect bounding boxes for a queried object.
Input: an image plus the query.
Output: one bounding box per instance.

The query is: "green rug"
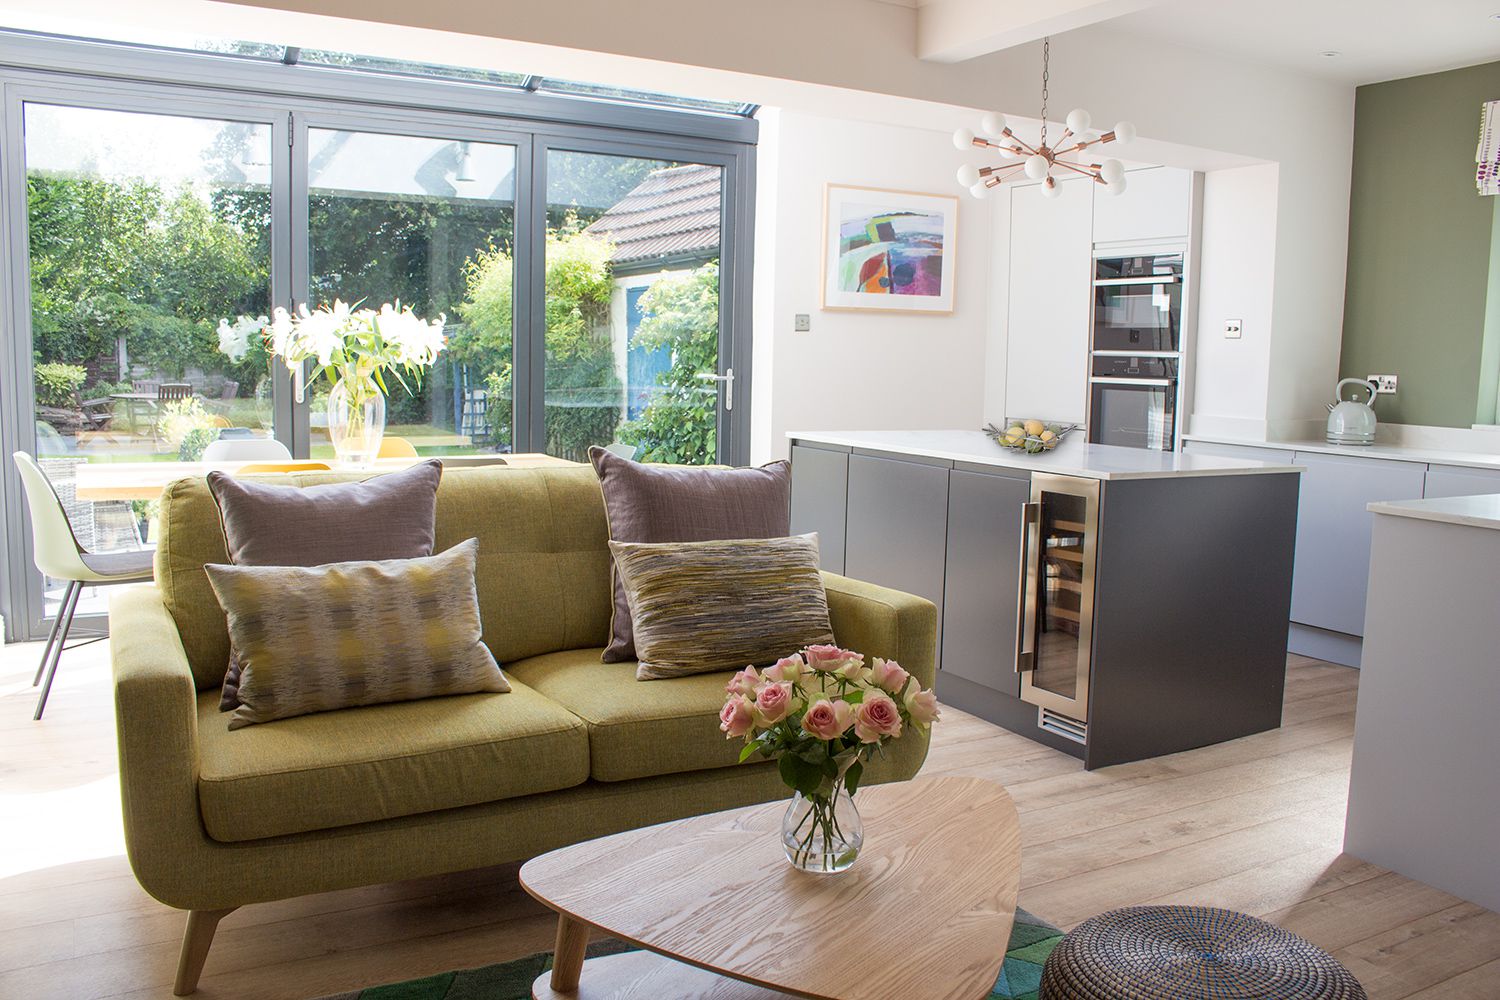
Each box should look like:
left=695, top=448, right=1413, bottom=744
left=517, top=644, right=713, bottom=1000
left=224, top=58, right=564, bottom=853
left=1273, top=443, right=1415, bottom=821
left=316, top=908, right=1064, bottom=1000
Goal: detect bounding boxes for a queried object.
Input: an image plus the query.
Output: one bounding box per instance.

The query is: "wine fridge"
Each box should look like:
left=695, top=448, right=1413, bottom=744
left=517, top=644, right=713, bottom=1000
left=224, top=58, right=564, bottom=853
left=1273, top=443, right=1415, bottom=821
left=1015, top=473, right=1100, bottom=736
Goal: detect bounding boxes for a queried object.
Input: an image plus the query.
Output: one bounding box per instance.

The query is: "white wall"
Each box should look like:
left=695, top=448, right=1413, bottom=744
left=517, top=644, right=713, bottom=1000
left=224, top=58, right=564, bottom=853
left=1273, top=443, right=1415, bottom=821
left=751, top=108, right=992, bottom=463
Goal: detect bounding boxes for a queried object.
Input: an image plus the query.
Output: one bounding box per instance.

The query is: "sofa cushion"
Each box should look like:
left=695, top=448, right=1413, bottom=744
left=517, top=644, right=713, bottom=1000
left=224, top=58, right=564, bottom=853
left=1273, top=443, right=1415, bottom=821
left=195, top=678, right=589, bottom=842
left=156, top=465, right=614, bottom=690
left=506, top=648, right=747, bottom=782
left=589, top=446, right=790, bottom=663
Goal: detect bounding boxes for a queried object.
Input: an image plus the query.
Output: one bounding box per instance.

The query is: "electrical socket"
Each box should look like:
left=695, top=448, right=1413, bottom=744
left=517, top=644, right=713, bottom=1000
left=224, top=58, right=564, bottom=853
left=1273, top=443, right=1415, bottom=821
left=1368, top=374, right=1398, bottom=395
left=1224, top=319, right=1242, bottom=339
left=794, top=313, right=811, bottom=332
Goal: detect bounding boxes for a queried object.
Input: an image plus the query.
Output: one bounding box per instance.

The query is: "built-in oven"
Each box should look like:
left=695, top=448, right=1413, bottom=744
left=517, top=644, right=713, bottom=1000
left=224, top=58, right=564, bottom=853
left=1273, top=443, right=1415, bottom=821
left=1088, top=355, right=1178, bottom=451
left=1092, top=252, right=1184, bottom=353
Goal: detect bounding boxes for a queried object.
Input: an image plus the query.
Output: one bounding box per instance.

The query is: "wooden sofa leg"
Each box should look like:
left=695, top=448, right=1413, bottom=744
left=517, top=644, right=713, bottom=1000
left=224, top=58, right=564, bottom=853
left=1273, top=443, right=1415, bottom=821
left=174, top=907, right=237, bottom=996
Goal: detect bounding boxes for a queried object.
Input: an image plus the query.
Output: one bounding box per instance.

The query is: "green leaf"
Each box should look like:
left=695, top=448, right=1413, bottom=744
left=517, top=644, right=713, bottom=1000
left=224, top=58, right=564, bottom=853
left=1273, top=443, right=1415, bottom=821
left=844, top=760, right=864, bottom=795
left=778, top=753, right=823, bottom=796
left=835, top=847, right=860, bottom=867
left=738, top=740, right=762, bottom=763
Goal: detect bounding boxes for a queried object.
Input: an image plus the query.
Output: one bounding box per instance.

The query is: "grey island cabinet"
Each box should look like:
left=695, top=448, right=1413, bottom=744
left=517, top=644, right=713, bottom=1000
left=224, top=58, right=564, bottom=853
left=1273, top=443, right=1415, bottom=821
left=789, top=430, right=1304, bottom=769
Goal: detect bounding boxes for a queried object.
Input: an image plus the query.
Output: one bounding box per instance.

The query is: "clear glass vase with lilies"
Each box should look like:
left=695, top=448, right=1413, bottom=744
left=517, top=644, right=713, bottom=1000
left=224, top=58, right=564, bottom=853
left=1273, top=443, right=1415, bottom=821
left=720, top=645, right=940, bottom=874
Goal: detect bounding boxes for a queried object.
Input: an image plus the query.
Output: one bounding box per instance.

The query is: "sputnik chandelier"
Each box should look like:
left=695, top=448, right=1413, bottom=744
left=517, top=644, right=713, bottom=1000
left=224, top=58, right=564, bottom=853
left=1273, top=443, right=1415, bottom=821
left=952, top=37, right=1136, bottom=200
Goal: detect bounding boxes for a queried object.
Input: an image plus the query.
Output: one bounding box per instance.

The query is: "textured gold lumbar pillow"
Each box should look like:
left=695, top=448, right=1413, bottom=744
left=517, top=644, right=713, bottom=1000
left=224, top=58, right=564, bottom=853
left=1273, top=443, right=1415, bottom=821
left=205, top=537, right=509, bottom=729
left=608, top=533, right=835, bottom=681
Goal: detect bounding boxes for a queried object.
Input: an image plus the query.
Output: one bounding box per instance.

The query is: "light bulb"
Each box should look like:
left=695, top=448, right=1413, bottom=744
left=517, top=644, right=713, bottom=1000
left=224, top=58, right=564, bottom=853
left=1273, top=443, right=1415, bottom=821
left=980, top=111, right=1008, bottom=137
left=1041, top=177, right=1062, bottom=199
left=956, top=163, right=981, bottom=188
left=1065, top=108, right=1091, bottom=134
left=1112, top=121, right=1137, bottom=144
left=1024, top=154, right=1049, bottom=181
left=969, top=181, right=991, bottom=200
left=1100, top=159, right=1125, bottom=185
left=953, top=127, right=975, bottom=150
left=1104, top=174, right=1128, bottom=196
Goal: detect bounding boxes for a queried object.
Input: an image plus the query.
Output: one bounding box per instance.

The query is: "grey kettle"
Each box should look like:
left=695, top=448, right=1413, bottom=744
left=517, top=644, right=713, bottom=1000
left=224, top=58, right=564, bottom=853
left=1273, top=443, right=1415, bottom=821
left=1326, top=378, right=1378, bottom=446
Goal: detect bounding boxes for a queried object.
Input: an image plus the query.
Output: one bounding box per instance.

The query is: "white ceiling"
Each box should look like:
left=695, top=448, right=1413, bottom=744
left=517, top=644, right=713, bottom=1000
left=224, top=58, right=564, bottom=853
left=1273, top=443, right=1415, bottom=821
left=1059, top=0, right=1500, bottom=85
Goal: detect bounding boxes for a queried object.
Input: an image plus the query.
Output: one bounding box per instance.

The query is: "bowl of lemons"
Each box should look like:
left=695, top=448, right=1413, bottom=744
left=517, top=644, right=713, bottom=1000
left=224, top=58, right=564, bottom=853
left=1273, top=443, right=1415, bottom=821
left=983, top=419, right=1078, bottom=455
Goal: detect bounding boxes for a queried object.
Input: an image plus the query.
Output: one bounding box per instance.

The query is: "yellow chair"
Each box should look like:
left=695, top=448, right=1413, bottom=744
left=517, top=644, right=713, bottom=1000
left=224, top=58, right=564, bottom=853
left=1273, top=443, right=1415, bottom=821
left=236, top=462, right=332, bottom=474
left=377, top=436, right=419, bottom=458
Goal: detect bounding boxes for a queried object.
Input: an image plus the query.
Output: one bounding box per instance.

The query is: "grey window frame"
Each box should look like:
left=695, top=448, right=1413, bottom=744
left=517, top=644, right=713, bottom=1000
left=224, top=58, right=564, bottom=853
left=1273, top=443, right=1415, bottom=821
left=0, top=32, right=757, bottom=642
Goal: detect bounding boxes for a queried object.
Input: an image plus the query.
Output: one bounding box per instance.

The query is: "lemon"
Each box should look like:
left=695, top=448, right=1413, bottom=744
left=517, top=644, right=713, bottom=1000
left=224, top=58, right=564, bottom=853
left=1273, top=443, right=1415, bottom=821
left=1023, top=419, right=1045, bottom=436
left=1003, top=428, right=1024, bottom=445
left=1040, top=429, right=1056, bottom=442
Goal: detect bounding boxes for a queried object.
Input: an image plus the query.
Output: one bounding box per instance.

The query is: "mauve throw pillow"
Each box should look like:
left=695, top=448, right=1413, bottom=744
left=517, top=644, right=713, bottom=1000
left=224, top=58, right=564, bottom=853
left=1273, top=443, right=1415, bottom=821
left=208, top=459, right=444, bottom=708
left=588, top=445, right=791, bottom=662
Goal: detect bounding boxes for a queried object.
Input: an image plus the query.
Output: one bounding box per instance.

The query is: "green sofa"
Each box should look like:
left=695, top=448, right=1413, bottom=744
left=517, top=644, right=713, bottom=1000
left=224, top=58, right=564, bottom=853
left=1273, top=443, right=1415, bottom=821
left=111, top=464, right=937, bottom=995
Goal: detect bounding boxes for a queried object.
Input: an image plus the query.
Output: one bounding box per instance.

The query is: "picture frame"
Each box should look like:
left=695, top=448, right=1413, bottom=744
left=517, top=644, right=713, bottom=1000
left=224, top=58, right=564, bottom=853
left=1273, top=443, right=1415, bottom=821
left=820, top=183, right=959, bottom=314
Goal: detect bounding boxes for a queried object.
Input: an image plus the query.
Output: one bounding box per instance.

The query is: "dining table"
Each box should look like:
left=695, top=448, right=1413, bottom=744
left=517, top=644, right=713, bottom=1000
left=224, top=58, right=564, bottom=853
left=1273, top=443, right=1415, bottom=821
left=72, top=453, right=577, bottom=503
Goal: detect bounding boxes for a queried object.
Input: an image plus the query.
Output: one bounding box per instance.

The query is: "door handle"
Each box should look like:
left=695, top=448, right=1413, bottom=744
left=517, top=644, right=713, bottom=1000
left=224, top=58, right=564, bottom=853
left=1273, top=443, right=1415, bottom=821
left=694, top=367, right=734, bottom=411
left=1015, top=501, right=1040, bottom=673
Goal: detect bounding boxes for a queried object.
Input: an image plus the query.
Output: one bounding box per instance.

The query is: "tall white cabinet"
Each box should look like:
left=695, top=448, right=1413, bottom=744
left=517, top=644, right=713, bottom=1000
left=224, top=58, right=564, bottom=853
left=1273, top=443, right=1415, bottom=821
left=1003, top=177, right=1093, bottom=424
left=999, top=167, right=1196, bottom=426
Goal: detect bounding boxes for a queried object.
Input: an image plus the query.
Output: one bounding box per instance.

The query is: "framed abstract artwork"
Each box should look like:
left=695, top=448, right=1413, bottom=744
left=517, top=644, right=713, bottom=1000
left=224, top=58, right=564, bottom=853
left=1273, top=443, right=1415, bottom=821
left=820, top=184, right=959, bottom=314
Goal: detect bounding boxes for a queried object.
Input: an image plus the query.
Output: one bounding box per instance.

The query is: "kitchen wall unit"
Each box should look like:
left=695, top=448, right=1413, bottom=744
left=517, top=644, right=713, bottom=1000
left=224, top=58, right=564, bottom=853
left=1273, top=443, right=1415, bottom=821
left=791, top=431, right=1301, bottom=768
left=1001, top=167, right=1198, bottom=430
left=1183, top=437, right=1500, bottom=666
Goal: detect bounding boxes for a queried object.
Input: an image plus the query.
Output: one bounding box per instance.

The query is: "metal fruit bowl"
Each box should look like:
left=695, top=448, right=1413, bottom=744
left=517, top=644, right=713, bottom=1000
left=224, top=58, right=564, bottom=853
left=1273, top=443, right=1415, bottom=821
left=983, top=420, right=1079, bottom=455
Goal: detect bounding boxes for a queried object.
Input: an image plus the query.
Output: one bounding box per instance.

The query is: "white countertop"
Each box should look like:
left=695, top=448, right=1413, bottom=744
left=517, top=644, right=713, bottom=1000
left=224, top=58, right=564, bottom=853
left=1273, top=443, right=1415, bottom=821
left=1183, top=433, right=1500, bottom=473
left=1368, top=494, right=1500, bottom=531
left=788, top=430, right=1303, bottom=481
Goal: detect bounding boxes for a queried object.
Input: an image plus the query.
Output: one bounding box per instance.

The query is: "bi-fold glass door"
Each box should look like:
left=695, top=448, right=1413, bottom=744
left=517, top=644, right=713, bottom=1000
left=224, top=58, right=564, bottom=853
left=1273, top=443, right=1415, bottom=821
left=2, top=78, right=750, bottom=641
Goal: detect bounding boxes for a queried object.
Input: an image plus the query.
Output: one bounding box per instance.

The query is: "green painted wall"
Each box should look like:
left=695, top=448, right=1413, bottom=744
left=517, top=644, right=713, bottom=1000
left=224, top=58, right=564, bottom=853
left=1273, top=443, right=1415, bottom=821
left=1339, top=60, right=1500, bottom=427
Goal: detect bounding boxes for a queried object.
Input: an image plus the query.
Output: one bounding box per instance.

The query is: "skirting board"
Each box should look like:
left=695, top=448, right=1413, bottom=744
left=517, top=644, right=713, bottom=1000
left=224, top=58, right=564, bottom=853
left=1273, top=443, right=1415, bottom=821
left=1289, top=622, right=1362, bottom=668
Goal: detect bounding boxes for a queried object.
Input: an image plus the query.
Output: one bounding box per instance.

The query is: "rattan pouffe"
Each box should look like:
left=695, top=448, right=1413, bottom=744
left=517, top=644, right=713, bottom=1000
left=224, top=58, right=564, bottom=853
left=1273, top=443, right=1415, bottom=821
left=1040, top=906, right=1367, bottom=999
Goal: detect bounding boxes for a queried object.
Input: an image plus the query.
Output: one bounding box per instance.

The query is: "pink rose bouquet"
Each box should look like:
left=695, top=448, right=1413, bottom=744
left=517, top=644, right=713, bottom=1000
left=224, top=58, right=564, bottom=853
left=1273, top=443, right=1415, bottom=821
left=720, top=645, right=940, bottom=871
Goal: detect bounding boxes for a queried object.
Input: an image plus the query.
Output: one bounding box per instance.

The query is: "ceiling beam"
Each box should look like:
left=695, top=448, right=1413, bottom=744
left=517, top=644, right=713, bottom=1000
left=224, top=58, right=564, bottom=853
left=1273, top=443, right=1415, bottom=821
left=918, top=0, right=1169, bottom=63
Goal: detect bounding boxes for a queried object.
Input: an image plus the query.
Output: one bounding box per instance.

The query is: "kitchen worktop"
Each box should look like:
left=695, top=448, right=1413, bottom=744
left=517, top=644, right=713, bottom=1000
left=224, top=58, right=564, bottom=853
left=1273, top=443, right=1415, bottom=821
left=789, top=430, right=1302, bottom=481
left=1367, top=493, right=1500, bottom=531
left=1183, top=433, right=1500, bottom=472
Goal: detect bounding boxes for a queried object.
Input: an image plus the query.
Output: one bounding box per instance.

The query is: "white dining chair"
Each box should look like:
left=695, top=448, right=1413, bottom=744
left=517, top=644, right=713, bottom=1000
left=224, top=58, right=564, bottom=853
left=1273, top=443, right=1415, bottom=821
left=12, top=452, right=155, bottom=719
left=201, top=437, right=293, bottom=462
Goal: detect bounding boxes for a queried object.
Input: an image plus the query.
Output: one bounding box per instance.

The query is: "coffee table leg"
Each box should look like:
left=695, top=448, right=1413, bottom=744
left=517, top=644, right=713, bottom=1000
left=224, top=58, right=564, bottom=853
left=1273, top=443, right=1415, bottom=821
left=549, top=914, right=590, bottom=992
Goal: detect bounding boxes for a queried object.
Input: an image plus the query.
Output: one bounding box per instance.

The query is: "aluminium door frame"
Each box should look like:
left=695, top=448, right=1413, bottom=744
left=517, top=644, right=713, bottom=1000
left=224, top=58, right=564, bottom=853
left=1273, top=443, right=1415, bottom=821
left=0, top=48, right=757, bottom=641
left=0, top=74, right=295, bottom=641
left=529, top=131, right=755, bottom=465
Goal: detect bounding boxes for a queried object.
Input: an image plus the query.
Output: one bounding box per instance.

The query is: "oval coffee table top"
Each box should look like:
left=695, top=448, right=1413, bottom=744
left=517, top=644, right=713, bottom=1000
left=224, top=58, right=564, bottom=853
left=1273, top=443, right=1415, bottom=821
left=520, top=776, right=1021, bottom=1000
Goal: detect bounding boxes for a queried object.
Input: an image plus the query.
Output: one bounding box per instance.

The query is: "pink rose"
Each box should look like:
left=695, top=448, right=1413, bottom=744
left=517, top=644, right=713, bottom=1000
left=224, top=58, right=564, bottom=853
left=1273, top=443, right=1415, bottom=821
left=869, top=657, right=910, bottom=694
left=754, top=681, right=793, bottom=725
left=764, top=654, right=805, bottom=684
left=725, top=665, right=761, bottom=697
left=904, top=685, right=940, bottom=727
left=719, top=695, right=755, bottom=739
left=804, top=644, right=864, bottom=678
left=854, top=692, right=903, bottom=743
left=801, top=698, right=856, bottom=740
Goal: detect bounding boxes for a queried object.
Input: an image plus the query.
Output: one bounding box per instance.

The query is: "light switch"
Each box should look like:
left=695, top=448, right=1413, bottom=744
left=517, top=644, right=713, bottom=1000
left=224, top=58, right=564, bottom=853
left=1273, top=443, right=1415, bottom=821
left=794, top=314, right=811, bottom=332
left=1224, top=319, right=1243, bottom=339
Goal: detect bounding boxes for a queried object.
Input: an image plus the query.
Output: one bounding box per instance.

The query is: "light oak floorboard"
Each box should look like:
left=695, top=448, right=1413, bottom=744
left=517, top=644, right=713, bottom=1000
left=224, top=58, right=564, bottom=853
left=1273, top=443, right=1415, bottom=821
left=0, top=643, right=1492, bottom=999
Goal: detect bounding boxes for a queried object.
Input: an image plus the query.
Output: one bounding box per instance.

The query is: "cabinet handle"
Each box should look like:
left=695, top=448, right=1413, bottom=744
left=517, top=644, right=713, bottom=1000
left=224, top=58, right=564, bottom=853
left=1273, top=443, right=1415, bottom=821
left=1015, top=501, right=1040, bottom=673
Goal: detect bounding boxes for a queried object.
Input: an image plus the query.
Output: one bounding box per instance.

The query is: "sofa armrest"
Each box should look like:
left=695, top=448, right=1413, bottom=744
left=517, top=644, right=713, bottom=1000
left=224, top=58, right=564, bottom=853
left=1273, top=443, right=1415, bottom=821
left=111, top=584, right=209, bottom=908
left=821, top=572, right=938, bottom=782
left=820, top=572, right=937, bottom=692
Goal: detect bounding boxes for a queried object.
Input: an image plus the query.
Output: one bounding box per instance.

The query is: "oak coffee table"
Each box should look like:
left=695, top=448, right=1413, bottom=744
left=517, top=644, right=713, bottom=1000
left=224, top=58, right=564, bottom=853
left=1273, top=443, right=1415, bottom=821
left=520, top=775, right=1022, bottom=1000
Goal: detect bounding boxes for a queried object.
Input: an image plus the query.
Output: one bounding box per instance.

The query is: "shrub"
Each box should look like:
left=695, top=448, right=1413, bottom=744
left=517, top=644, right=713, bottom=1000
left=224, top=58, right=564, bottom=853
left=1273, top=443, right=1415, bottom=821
left=156, top=397, right=218, bottom=457
left=177, top=426, right=216, bottom=462
left=617, top=263, right=720, bottom=464
left=34, top=362, right=87, bottom=407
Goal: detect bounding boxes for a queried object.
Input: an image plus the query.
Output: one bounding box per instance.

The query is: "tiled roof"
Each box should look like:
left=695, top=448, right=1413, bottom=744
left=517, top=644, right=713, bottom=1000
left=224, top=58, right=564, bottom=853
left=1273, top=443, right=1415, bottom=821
left=585, top=164, right=721, bottom=266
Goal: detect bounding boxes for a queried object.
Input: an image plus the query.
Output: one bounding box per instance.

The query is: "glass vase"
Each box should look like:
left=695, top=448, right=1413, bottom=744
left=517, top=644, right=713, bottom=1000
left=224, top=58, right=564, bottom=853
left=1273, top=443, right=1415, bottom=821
left=781, top=782, right=863, bottom=874
left=326, top=375, right=386, bottom=468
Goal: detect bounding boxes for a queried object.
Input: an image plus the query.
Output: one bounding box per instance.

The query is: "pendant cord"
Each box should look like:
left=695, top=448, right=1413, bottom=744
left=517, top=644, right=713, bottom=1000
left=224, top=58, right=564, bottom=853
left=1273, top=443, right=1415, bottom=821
left=1040, top=36, right=1050, bottom=151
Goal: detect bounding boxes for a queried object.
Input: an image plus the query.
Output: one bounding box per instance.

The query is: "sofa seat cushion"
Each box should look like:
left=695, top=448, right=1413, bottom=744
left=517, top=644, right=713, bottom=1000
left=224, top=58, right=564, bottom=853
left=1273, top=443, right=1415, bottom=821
left=506, top=648, right=747, bottom=782
left=195, top=679, right=589, bottom=842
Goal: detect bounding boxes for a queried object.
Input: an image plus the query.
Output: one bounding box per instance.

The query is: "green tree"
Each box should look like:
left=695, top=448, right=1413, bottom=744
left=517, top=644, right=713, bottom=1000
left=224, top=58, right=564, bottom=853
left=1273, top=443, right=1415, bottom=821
left=617, top=262, right=720, bottom=463
left=456, top=220, right=621, bottom=460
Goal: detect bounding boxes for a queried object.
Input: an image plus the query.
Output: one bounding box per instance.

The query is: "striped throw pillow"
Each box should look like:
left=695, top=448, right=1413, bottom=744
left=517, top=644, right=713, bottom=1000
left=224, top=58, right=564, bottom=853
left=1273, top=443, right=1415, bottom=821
left=205, top=538, right=509, bottom=729
left=609, top=533, right=835, bottom=681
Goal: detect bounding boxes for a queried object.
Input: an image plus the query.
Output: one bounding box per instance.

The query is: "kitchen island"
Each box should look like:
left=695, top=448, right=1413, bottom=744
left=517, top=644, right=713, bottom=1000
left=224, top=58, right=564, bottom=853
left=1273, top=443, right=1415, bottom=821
left=789, top=430, right=1303, bottom=768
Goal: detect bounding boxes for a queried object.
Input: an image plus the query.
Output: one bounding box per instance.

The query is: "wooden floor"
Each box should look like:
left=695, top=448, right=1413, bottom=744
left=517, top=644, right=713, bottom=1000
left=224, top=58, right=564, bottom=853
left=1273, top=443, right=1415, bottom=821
left=2, top=642, right=1498, bottom=1000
